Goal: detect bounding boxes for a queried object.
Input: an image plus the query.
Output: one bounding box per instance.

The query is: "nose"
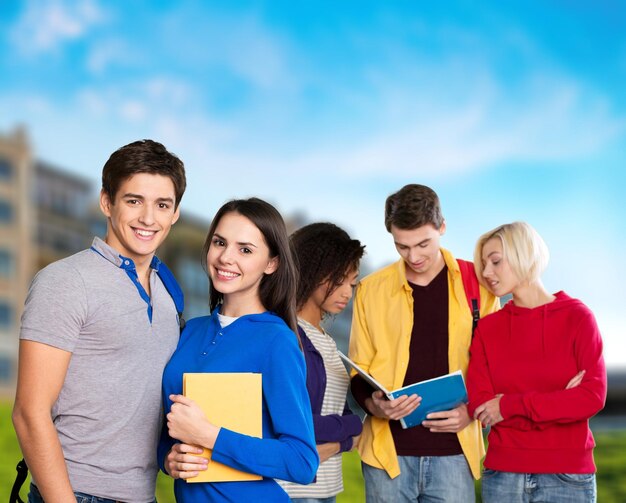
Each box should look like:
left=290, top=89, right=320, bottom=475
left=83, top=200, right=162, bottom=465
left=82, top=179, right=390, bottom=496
left=138, top=204, right=155, bottom=226
left=408, top=248, right=420, bottom=263
left=482, top=262, right=493, bottom=279
left=218, top=245, right=235, bottom=264
left=340, top=282, right=353, bottom=300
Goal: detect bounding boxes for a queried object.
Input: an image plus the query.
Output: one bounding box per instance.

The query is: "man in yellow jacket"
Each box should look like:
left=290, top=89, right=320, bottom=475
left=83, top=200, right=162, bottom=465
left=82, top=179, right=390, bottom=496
left=349, top=184, right=499, bottom=502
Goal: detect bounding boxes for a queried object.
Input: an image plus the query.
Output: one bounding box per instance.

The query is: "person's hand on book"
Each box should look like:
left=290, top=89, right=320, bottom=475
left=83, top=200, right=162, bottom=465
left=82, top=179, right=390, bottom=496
left=422, top=403, right=472, bottom=433
left=168, top=394, right=221, bottom=450
left=165, top=442, right=208, bottom=479
left=366, top=390, right=421, bottom=420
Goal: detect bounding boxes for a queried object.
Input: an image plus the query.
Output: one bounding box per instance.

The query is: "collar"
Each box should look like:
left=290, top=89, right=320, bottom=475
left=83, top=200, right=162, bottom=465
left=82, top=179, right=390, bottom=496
left=392, top=247, right=460, bottom=293
left=297, top=317, right=324, bottom=335
left=296, top=322, right=317, bottom=354
left=90, top=236, right=161, bottom=272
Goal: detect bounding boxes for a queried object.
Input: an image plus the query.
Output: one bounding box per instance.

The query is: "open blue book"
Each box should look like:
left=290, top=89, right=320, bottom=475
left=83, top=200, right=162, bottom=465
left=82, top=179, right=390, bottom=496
left=338, top=351, right=468, bottom=429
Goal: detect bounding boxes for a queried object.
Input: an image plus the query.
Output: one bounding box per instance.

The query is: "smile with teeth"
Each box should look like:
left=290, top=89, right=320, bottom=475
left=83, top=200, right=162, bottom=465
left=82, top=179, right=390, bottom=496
left=134, top=228, right=156, bottom=238
left=216, top=269, right=240, bottom=279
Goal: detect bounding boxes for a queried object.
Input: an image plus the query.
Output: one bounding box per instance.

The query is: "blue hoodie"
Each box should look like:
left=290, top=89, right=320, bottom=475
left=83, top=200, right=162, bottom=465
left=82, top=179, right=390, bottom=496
left=159, top=309, right=319, bottom=502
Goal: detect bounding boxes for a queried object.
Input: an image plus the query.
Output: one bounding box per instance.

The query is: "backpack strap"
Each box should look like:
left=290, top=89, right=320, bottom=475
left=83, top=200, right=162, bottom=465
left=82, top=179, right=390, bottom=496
left=10, top=458, right=28, bottom=503
left=156, top=261, right=186, bottom=332
left=457, top=259, right=480, bottom=337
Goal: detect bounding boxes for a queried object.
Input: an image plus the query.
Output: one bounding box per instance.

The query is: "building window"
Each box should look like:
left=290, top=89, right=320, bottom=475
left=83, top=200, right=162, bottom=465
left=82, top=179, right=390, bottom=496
left=0, top=356, right=11, bottom=383
left=0, top=158, right=13, bottom=180
left=0, top=301, right=12, bottom=328
left=0, top=250, right=13, bottom=278
left=0, top=200, right=13, bottom=223
left=177, top=258, right=209, bottom=297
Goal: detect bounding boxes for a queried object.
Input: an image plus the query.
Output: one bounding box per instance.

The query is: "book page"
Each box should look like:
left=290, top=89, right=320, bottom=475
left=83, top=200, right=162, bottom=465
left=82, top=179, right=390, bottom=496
left=337, top=350, right=392, bottom=397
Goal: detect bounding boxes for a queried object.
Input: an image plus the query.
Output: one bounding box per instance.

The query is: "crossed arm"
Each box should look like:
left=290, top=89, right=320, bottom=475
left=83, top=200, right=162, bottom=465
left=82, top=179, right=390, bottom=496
left=473, top=371, right=586, bottom=428
left=467, top=312, right=606, bottom=430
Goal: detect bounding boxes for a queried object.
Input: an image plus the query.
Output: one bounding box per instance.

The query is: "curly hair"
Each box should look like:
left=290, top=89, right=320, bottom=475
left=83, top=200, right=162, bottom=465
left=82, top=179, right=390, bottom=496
left=290, top=223, right=365, bottom=311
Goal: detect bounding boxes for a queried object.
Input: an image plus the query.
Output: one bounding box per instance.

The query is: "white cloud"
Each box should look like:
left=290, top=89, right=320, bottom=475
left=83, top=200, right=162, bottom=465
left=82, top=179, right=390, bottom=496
left=119, top=101, right=147, bottom=123
left=160, top=8, right=293, bottom=91
left=86, top=37, right=133, bottom=74
left=76, top=89, right=107, bottom=116
left=224, top=16, right=291, bottom=89
left=291, top=75, right=624, bottom=179
left=11, top=0, right=105, bottom=55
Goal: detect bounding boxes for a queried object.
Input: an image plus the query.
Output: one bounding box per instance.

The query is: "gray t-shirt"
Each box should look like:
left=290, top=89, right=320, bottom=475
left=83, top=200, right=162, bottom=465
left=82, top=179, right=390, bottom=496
left=20, top=237, right=179, bottom=502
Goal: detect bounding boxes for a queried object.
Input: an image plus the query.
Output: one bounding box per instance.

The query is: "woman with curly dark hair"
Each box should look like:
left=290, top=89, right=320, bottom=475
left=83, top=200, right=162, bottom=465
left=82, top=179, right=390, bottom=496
left=279, top=222, right=365, bottom=503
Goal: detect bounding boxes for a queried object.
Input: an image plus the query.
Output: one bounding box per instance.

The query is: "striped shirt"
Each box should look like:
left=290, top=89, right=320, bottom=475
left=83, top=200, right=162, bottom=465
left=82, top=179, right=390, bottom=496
left=279, top=318, right=351, bottom=498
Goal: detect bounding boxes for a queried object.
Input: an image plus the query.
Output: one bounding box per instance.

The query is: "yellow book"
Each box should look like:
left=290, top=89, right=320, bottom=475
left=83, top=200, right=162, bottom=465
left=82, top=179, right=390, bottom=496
left=183, top=372, right=263, bottom=483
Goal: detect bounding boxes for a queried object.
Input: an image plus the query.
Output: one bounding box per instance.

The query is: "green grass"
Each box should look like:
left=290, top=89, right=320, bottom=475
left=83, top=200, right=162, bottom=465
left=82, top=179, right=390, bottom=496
left=2, top=400, right=625, bottom=502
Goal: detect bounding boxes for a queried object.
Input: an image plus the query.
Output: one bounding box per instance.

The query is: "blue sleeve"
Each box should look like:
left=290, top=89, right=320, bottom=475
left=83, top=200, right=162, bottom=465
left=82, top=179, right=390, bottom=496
left=303, top=335, right=362, bottom=449
left=210, top=332, right=319, bottom=484
left=156, top=318, right=201, bottom=474
left=312, top=402, right=362, bottom=449
left=157, top=414, right=176, bottom=474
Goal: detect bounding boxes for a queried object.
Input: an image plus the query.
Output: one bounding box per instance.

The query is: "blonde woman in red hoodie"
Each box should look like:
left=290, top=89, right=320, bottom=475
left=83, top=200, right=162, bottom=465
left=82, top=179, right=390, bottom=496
left=467, top=221, right=606, bottom=503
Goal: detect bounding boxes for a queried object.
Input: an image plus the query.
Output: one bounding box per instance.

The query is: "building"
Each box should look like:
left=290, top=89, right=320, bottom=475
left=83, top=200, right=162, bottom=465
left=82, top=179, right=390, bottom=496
left=0, top=127, right=34, bottom=388
left=0, top=127, right=210, bottom=395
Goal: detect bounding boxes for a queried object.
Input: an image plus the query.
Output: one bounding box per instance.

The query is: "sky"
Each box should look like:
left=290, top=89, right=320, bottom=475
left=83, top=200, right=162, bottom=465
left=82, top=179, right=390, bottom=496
left=1, top=0, right=624, bottom=367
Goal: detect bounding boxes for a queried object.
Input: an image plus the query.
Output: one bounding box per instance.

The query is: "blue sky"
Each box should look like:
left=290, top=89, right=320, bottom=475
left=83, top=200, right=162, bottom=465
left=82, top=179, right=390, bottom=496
left=1, top=0, right=624, bottom=367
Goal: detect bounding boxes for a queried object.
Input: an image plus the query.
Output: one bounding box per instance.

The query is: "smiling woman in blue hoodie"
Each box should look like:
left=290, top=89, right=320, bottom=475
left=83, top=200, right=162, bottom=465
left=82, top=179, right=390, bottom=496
left=467, top=221, right=607, bottom=503
left=158, top=198, right=319, bottom=502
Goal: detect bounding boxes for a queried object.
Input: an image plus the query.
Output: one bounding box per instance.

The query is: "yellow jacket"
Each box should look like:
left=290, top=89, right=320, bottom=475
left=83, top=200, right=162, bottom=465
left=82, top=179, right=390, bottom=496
left=348, top=248, right=499, bottom=479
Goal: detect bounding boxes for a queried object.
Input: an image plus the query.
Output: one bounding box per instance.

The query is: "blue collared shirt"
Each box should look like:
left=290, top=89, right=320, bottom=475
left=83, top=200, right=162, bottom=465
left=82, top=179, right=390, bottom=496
left=90, top=236, right=161, bottom=323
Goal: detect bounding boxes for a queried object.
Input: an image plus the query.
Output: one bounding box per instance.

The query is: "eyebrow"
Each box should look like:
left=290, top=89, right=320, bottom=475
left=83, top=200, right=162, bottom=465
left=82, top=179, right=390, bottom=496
left=486, top=251, right=500, bottom=258
left=213, top=233, right=258, bottom=248
left=122, top=192, right=144, bottom=200
left=395, top=238, right=430, bottom=247
left=122, top=193, right=175, bottom=204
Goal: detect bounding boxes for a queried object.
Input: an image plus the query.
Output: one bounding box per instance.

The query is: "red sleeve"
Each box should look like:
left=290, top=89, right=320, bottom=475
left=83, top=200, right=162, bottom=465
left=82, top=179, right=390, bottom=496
left=468, top=326, right=535, bottom=431
left=500, top=309, right=607, bottom=425
left=467, top=326, right=495, bottom=418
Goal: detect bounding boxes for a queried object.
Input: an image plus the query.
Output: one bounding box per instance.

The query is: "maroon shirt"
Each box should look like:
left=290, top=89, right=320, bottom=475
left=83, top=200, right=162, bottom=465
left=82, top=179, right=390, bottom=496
left=352, top=264, right=462, bottom=456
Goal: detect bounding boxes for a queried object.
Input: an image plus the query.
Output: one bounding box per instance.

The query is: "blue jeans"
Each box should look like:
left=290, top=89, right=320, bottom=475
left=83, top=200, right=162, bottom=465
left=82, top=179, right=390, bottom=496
left=28, top=483, right=157, bottom=503
left=362, top=454, right=475, bottom=502
left=291, top=498, right=336, bottom=503
left=482, top=470, right=596, bottom=503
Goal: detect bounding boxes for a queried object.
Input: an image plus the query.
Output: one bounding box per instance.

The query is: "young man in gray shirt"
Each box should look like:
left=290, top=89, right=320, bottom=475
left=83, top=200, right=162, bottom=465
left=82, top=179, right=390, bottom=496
left=12, top=140, right=187, bottom=503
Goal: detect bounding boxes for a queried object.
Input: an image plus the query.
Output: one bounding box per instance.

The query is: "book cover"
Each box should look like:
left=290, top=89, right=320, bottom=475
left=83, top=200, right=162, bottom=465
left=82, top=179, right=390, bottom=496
left=338, top=351, right=468, bottom=429
left=183, top=372, right=263, bottom=483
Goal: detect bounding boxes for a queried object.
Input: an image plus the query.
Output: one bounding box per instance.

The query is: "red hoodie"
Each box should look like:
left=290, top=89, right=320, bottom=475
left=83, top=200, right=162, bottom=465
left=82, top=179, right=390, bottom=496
left=467, top=291, right=606, bottom=474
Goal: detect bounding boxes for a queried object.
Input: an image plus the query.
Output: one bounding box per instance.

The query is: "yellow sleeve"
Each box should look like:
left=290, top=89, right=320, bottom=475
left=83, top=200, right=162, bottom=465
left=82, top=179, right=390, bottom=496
left=348, top=281, right=375, bottom=374
left=479, top=283, right=500, bottom=317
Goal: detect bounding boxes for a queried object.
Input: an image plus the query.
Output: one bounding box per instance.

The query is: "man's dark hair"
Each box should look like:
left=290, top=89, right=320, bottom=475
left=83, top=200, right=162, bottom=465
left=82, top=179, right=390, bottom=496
left=290, top=222, right=365, bottom=311
left=384, top=184, right=444, bottom=232
left=101, top=139, right=186, bottom=209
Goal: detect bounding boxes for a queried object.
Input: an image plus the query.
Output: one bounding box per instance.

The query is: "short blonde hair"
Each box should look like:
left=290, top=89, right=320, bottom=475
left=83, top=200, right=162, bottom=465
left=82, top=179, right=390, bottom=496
left=474, top=221, right=550, bottom=285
